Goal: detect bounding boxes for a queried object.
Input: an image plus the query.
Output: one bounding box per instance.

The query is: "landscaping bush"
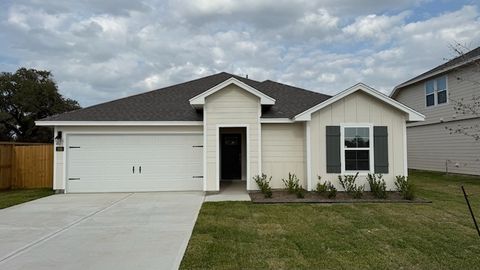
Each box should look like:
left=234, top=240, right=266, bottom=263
left=296, top=185, right=305, bottom=198
left=253, top=174, right=272, bottom=198
left=367, top=173, right=387, bottom=199
left=395, top=175, right=415, bottom=200
left=315, top=176, right=328, bottom=194
left=338, top=172, right=364, bottom=199
left=282, top=173, right=300, bottom=194
left=326, top=182, right=337, bottom=199
left=316, top=176, right=337, bottom=199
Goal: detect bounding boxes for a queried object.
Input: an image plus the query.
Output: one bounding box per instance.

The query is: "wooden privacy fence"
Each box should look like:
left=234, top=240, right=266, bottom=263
left=0, top=143, right=53, bottom=189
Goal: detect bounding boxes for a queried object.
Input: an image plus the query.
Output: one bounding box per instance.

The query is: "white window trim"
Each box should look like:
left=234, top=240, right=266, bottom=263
left=340, top=124, right=374, bottom=175
left=425, top=75, right=448, bottom=108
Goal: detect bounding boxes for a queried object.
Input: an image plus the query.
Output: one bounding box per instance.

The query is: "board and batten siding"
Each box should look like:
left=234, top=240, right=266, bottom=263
left=205, top=84, right=260, bottom=191
left=53, top=125, right=202, bottom=191
left=394, top=64, right=480, bottom=175
left=310, top=91, right=407, bottom=190
left=407, top=119, right=480, bottom=175
left=261, top=123, right=306, bottom=189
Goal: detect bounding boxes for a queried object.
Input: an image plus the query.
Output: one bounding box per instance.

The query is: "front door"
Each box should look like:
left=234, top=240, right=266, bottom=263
left=221, top=134, right=242, bottom=179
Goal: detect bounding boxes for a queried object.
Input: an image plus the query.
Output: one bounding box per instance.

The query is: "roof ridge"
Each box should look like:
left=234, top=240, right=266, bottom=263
left=54, top=72, right=230, bottom=118
left=393, top=45, right=480, bottom=92
left=261, top=79, right=332, bottom=97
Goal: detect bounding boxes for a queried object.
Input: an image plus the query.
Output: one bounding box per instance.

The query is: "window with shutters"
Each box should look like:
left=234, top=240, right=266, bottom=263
left=341, top=125, right=373, bottom=173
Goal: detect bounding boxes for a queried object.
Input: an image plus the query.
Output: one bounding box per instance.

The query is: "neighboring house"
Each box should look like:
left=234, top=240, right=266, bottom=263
left=391, top=47, right=480, bottom=175
left=37, top=72, right=423, bottom=193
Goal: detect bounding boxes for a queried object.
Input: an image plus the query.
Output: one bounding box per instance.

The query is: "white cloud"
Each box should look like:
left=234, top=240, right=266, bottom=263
left=343, top=11, right=410, bottom=43
left=0, top=1, right=479, bottom=106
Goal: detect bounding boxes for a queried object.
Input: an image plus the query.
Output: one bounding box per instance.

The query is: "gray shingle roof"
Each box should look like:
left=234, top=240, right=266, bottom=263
left=41, top=72, right=331, bottom=121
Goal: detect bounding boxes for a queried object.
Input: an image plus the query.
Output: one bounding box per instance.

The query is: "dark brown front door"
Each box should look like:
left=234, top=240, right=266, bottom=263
left=221, top=134, right=242, bottom=179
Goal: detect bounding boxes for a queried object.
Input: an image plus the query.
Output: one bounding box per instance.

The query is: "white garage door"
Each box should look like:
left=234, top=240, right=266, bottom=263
left=66, top=134, right=203, bottom=193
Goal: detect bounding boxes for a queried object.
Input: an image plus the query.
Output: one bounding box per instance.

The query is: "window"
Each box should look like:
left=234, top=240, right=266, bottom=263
left=425, top=76, right=447, bottom=107
left=343, top=126, right=371, bottom=172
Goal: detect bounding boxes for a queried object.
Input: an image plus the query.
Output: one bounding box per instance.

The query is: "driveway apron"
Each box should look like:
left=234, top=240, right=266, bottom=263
left=0, top=192, right=204, bottom=270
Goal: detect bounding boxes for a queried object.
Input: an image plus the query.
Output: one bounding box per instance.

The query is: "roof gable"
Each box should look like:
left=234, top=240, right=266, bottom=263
left=295, top=83, right=425, bottom=122
left=189, top=77, right=276, bottom=108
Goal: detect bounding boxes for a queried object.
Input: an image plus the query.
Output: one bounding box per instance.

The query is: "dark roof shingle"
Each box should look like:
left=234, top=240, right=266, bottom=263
left=41, top=72, right=331, bottom=121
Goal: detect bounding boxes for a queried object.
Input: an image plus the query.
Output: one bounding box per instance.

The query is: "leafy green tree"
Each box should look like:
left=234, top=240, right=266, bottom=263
left=0, top=68, right=81, bottom=142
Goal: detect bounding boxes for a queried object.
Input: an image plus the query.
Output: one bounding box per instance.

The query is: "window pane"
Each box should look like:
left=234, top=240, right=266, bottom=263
left=345, top=150, right=370, bottom=171
left=357, top=128, right=369, bottom=137
left=344, top=128, right=356, bottom=137
left=438, top=90, right=447, bottom=104
left=345, top=160, right=357, bottom=171
left=345, top=150, right=357, bottom=159
left=345, top=137, right=357, bottom=148
left=437, top=77, right=446, bottom=91
left=356, top=137, right=369, bottom=147
left=426, top=80, right=435, bottom=94
left=357, top=160, right=370, bottom=170
left=344, top=127, right=369, bottom=148
left=426, top=94, right=434, bottom=106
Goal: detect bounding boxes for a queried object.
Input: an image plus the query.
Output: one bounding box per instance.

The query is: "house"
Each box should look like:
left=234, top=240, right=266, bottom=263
left=391, top=47, right=480, bottom=176
left=36, top=72, right=424, bottom=193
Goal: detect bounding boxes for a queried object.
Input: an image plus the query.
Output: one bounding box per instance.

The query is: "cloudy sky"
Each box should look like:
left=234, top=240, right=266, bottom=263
left=1, top=0, right=479, bottom=106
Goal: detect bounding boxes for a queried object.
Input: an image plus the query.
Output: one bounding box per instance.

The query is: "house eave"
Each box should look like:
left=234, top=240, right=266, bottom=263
left=35, top=121, right=204, bottom=126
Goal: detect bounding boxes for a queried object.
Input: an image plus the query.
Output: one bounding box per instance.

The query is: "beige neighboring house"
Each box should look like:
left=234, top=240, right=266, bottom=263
left=391, top=47, right=480, bottom=175
left=36, top=72, right=423, bottom=193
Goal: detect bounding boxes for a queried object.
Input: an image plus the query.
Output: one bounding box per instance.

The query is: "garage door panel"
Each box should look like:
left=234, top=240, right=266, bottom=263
left=66, top=134, right=203, bottom=192
left=67, top=179, right=202, bottom=193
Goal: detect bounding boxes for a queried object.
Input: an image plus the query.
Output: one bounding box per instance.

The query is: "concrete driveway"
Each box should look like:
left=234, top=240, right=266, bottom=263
left=0, top=192, right=204, bottom=270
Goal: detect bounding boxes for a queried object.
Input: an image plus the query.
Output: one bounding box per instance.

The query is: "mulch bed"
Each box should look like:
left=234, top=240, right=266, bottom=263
left=249, top=190, right=431, bottom=204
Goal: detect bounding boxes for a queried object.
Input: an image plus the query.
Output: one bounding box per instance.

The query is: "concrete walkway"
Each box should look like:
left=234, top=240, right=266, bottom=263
left=205, top=181, right=251, bottom=202
left=0, top=192, right=204, bottom=270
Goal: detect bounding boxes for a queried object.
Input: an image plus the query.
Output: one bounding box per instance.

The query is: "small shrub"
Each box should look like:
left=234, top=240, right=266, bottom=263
left=395, top=175, right=415, bottom=200
left=338, top=172, right=364, bottom=199
left=296, top=185, right=305, bottom=198
left=315, top=176, right=328, bottom=194
left=282, top=173, right=300, bottom=194
left=253, top=174, right=272, bottom=198
left=316, top=176, right=337, bottom=199
left=367, top=173, right=387, bottom=199
left=326, top=182, right=337, bottom=199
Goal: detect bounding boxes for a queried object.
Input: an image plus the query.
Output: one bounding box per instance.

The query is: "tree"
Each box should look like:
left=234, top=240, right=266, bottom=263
left=444, top=43, right=480, bottom=141
left=0, top=68, right=81, bottom=142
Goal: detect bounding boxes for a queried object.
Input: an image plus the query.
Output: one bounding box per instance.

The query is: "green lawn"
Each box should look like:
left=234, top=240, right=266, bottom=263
left=181, top=171, right=480, bottom=270
left=0, top=188, right=54, bottom=209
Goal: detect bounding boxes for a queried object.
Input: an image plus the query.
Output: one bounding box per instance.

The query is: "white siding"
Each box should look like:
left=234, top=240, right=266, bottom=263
left=407, top=119, right=480, bottom=175
left=53, top=125, right=202, bottom=191
left=261, top=123, right=306, bottom=189
left=205, top=84, right=260, bottom=191
left=310, top=91, right=407, bottom=190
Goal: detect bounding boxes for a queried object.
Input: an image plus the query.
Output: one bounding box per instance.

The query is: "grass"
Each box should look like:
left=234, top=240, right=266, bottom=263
left=181, top=170, right=480, bottom=270
left=0, top=188, right=54, bottom=209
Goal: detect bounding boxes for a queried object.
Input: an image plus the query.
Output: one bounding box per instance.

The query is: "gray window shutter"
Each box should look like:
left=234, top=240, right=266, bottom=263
left=326, top=126, right=341, bottom=173
left=374, top=126, right=389, bottom=173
